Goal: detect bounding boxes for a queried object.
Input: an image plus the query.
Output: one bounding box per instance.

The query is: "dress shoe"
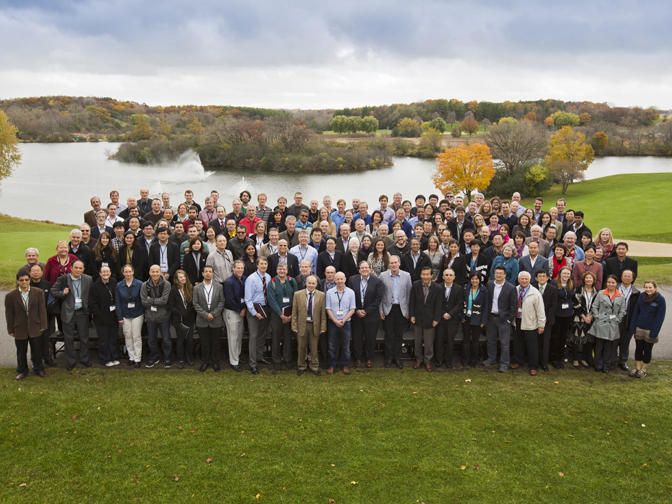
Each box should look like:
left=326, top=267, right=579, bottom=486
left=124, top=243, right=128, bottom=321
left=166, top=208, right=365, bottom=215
left=470, top=363, right=476, bottom=368
left=558, top=361, right=565, bottom=369
left=297, top=369, right=305, bottom=376
left=259, top=358, right=271, bottom=365
left=446, top=364, right=453, bottom=369
left=15, top=373, right=27, bottom=380
left=127, top=360, right=135, bottom=366
left=366, top=360, right=373, bottom=368
left=602, top=368, right=609, bottom=373
left=343, top=367, right=351, bottom=375
left=426, top=363, right=433, bottom=372
left=274, top=363, right=281, bottom=371
left=434, top=361, right=442, bottom=369
left=187, top=359, right=195, bottom=366
left=81, top=361, right=92, bottom=368
left=530, top=369, right=538, bottom=376
left=413, top=361, right=422, bottom=369
left=326, top=367, right=334, bottom=375
left=619, top=363, right=630, bottom=372
left=354, top=359, right=362, bottom=368
left=312, top=369, right=321, bottom=376
left=251, top=366, right=259, bottom=375
left=199, top=363, right=209, bottom=372
left=232, top=365, right=242, bottom=372
left=461, top=360, right=468, bottom=367
left=395, top=361, right=403, bottom=369
left=134, top=362, right=141, bottom=369
left=213, top=364, right=221, bottom=372
left=38, top=371, right=49, bottom=378
left=44, top=358, right=57, bottom=367
left=551, top=361, right=560, bottom=369
left=384, top=360, right=392, bottom=368
left=284, top=361, right=294, bottom=370
left=67, top=365, right=75, bottom=371
left=541, top=365, right=549, bottom=372
left=178, top=362, right=185, bottom=369
left=594, top=367, right=603, bottom=372
left=510, top=364, right=520, bottom=369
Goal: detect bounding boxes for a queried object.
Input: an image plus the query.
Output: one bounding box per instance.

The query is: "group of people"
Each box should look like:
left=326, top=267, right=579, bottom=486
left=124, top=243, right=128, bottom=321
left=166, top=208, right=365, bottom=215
left=6, top=188, right=666, bottom=381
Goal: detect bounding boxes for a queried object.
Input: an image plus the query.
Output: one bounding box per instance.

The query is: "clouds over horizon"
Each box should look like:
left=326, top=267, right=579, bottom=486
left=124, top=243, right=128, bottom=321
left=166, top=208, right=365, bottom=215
left=1, top=0, right=671, bottom=108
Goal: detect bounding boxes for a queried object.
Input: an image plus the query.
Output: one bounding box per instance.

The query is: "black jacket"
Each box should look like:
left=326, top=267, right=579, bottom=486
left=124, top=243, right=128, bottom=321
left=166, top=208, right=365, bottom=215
left=92, top=245, right=117, bottom=281
left=117, top=245, right=145, bottom=281
left=441, top=254, right=468, bottom=287
left=340, top=251, right=360, bottom=281
left=89, top=277, right=118, bottom=326
left=409, top=279, right=443, bottom=328
left=267, top=253, right=300, bottom=279
left=400, top=251, right=432, bottom=283
left=486, top=280, right=517, bottom=323
left=604, top=256, right=638, bottom=283
left=183, top=251, right=209, bottom=285
left=316, top=250, right=343, bottom=279
left=227, top=236, right=254, bottom=261
left=148, top=240, right=180, bottom=280
left=348, top=274, right=383, bottom=323
left=532, top=281, right=558, bottom=327
left=167, top=285, right=196, bottom=327
left=69, top=242, right=95, bottom=277
left=440, top=282, right=464, bottom=329
left=465, top=253, right=489, bottom=285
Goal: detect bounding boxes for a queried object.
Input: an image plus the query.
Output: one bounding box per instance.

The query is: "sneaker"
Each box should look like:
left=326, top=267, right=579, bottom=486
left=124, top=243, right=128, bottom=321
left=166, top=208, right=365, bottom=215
left=112, top=360, right=120, bottom=366
left=145, top=360, right=157, bottom=368
left=164, top=361, right=172, bottom=369
left=498, top=365, right=507, bottom=373
left=105, top=362, right=116, bottom=367
left=629, top=369, right=638, bottom=377
left=636, top=369, right=647, bottom=378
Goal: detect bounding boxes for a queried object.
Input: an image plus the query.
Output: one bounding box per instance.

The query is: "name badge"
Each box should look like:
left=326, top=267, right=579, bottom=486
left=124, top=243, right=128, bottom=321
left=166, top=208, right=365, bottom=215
left=160, top=262, right=167, bottom=268
left=562, top=303, right=569, bottom=309
left=109, top=305, right=116, bottom=312
left=207, top=304, right=211, bottom=310
left=151, top=306, right=158, bottom=312
left=518, top=308, right=523, bottom=314
left=336, top=310, right=344, bottom=316
left=609, top=314, right=616, bottom=320
left=283, top=297, right=290, bottom=303
left=361, top=297, right=365, bottom=304
left=306, top=317, right=313, bottom=322
left=241, top=297, right=245, bottom=304
left=466, top=309, right=472, bottom=316
left=651, top=303, right=657, bottom=307
left=75, top=297, right=82, bottom=304
left=102, top=262, right=108, bottom=268
left=128, top=302, right=136, bottom=308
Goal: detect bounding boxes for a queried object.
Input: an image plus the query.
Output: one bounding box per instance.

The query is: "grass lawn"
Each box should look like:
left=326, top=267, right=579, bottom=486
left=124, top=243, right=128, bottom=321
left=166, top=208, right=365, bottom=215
left=323, top=129, right=392, bottom=137
left=2, top=364, right=671, bottom=503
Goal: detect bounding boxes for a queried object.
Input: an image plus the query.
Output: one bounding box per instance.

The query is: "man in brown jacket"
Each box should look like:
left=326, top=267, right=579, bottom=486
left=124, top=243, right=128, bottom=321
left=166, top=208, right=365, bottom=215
left=5, top=272, right=49, bottom=380
left=292, top=275, right=327, bottom=376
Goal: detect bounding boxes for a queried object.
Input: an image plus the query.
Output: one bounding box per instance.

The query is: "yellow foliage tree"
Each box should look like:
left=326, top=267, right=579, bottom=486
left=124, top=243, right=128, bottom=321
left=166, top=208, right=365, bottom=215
left=432, top=143, right=495, bottom=203
left=397, top=117, right=419, bottom=136
left=187, top=117, right=205, bottom=135
left=0, top=110, right=22, bottom=181
left=133, top=115, right=152, bottom=140
left=157, top=116, right=172, bottom=138
left=545, top=126, right=594, bottom=194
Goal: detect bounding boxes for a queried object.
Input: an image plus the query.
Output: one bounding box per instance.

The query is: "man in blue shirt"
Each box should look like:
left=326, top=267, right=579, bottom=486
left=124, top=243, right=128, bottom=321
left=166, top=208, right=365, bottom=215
left=352, top=201, right=372, bottom=226
left=330, top=199, right=347, bottom=230
left=223, top=260, right=247, bottom=372
left=295, top=209, right=313, bottom=232
left=325, top=272, right=356, bottom=375
left=290, top=231, right=319, bottom=275
left=244, top=257, right=272, bottom=374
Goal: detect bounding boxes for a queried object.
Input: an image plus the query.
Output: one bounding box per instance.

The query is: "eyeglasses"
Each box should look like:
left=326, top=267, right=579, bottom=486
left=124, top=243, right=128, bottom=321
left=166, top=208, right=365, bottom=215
left=18, top=278, right=30, bottom=282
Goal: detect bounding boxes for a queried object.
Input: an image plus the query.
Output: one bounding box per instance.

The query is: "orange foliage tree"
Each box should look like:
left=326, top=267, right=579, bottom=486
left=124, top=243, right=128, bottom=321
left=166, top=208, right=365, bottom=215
left=461, top=116, right=479, bottom=136
left=432, top=144, right=495, bottom=203
left=524, top=112, right=537, bottom=123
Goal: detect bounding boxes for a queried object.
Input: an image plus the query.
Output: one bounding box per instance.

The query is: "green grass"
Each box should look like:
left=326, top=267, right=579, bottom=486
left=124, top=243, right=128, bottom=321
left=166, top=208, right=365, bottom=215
left=1, top=365, right=671, bottom=503
left=322, top=129, right=392, bottom=137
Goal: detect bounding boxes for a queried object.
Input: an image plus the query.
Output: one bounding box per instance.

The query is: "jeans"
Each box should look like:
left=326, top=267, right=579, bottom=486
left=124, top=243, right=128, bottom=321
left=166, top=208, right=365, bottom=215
left=95, top=323, right=119, bottom=364
left=486, top=314, right=511, bottom=366
left=328, top=319, right=351, bottom=368
left=146, top=319, right=172, bottom=363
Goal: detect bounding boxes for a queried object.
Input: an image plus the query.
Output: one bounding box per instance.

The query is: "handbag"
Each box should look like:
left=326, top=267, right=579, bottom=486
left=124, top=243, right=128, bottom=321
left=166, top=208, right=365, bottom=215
left=634, top=327, right=658, bottom=344
left=177, top=323, right=191, bottom=340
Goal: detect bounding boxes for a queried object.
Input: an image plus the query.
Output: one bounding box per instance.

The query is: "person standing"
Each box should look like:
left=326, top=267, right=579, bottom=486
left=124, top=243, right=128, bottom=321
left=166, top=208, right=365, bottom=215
left=292, top=275, right=328, bottom=376
left=317, top=237, right=343, bottom=279
left=51, top=260, right=93, bottom=371
left=549, top=266, right=575, bottom=369
left=168, top=270, right=196, bottom=369
left=148, top=227, right=180, bottom=282
left=206, top=235, right=235, bottom=285
left=28, top=264, right=56, bottom=367
left=115, top=264, right=144, bottom=368
left=194, top=265, right=226, bottom=372
left=629, top=280, right=666, bottom=378
left=484, top=266, right=517, bottom=373
left=434, top=268, right=465, bottom=369
left=325, top=272, right=356, bottom=375
left=604, top=242, right=638, bottom=283
left=5, top=272, right=49, bottom=380
left=140, top=265, right=172, bottom=369
left=223, top=260, right=247, bottom=372
left=267, top=262, right=299, bottom=371
left=614, top=270, right=639, bottom=371
left=401, top=238, right=432, bottom=283
left=461, top=272, right=489, bottom=368
left=510, top=272, right=546, bottom=375
left=532, top=269, right=557, bottom=372
left=348, top=261, right=383, bottom=368
left=589, top=275, right=626, bottom=373
left=89, top=265, right=120, bottom=367
left=245, top=257, right=272, bottom=375
left=379, top=255, right=412, bottom=369
left=410, top=266, right=443, bottom=371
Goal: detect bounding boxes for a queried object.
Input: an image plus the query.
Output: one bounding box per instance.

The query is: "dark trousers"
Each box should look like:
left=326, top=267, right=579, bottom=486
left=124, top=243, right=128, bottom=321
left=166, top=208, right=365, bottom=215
left=95, top=323, right=119, bottom=364
left=435, top=318, right=459, bottom=366
left=384, top=304, right=405, bottom=363
left=16, top=337, right=44, bottom=375
left=461, top=320, right=481, bottom=365
left=352, top=317, right=377, bottom=361
left=146, top=320, right=172, bottom=363
left=537, top=325, right=551, bottom=367
left=198, top=325, right=221, bottom=365
left=550, top=315, right=571, bottom=362
left=513, top=319, right=539, bottom=370
left=42, top=314, right=55, bottom=362
left=571, top=340, right=593, bottom=363
left=616, top=321, right=633, bottom=366
left=63, top=309, right=91, bottom=367
left=594, top=338, right=617, bottom=371
left=175, top=323, right=194, bottom=362
left=635, top=339, right=654, bottom=364
left=269, top=312, right=293, bottom=365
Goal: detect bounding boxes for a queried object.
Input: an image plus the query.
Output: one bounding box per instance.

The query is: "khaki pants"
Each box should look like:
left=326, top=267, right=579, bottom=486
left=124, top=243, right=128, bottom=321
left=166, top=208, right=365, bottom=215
left=414, top=326, right=435, bottom=364
left=297, top=322, right=319, bottom=371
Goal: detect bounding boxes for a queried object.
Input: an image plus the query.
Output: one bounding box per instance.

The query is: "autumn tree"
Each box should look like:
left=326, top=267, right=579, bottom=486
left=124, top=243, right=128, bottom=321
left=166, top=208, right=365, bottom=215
left=550, top=111, right=580, bottom=128
left=546, top=126, right=595, bottom=194
left=524, top=112, right=537, bottom=123
left=432, top=143, right=495, bottom=203
left=499, top=117, right=518, bottom=125
left=420, top=127, right=443, bottom=152
left=451, top=127, right=461, bottom=138
left=579, top=112, right=592, bottom=125
left=132, top=114, right=152, bottom=140
left=0, top=110, right=22, bottom=181
left=544, top=117, right=554, bottom=128
left=347, top=116, right=362, bottom=134
left=461, top=116, right=479, bottom=137
left=594, top=131, right=608, bottom=148
left=187, top=117, right=205, bottom=135
left=428, top=117, right=447, bottom=133
left=485, top=120, right=547, bottom=176
left=157, top=115, right=172, bottom=138
left=397, top=117, right=420, bottom=136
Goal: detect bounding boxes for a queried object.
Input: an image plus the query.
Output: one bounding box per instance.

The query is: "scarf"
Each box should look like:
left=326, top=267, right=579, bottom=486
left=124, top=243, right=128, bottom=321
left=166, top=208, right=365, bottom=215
left=643, top=292, right=659, bottom=304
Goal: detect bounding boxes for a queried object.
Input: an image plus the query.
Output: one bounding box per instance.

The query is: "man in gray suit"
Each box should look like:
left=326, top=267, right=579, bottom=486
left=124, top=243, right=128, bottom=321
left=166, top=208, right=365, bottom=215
left=193, top=265, right=226, bottom=372
left=51, top=260, right=93, bottom=371
left=379, top=255, right=412, bottom=369
left=484, top=266, right=518, bottom=373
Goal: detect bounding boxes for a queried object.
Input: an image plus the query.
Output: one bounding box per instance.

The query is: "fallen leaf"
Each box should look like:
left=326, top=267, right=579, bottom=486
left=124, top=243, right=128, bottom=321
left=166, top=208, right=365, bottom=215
left=643, top=464, right=647, bottom=467
left=178, top=426, right=182, bottom=430
left=465, top=379, right=471, bottom=383
left=554, top=381, right=559, bottom=384
left=190, top=430, right=195, bottom=434
left=351, top=481, right=358, bottom=485
left=206, top=458, right=213, bottom=463
left=175, top=477, right=179, bottom=482
left=641, top=424, right=646, bottom=427
left=72, top=415, right=77, bottom=419
left=241, top=453, right=245, bottom=457
left=256, top=493, right=260, bottom=499
left=558, top=472, right=564, bottom=476
left=331, top=464, right=335, bottom=467
left=329, top=500, right=335, bottom=503
left=460, top=466, right=466, bottom=470
left=19, top=483, right=26, bottom=487
left=474, top=465, right=480, bottom=470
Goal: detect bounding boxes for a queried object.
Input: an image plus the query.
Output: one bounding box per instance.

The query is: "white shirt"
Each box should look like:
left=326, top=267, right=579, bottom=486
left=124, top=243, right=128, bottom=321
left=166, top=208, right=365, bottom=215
left=491, top=281, right=505, bottom=314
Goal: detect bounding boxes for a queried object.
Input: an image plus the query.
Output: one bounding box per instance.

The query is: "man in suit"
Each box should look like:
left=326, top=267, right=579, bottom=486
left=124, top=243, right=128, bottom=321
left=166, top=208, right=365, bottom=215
left=208, top=206, right=229, bottom=237
left=5, top=272, right=49, bottom=380
left=193, top=265, right=227, bottom=372
left=532, top=269, right=557, bottom=372
left=483, top=234, right=505, bottom=265
left=511, top=272, right=547, bottom=376
left=244, top=257, right=273, bottom=374
left=267, top=239, right=300, bottom=278
left=563, top=211, right=591, bottom=241
left=409, top=266, right=443, bottom=371
left=69, top=229, right=95, bottom=277
left=614, top=269, right=640, bottom=371
left=483, top=266, right=517, bottom=373
left=518, top=242, right=549, bottom=279
left=434, top=267, right=465, bottom=368
left=379, top=255, right=412, bottom=368
left=604, top=242, right=638, bottom=283
left=148, top=227, right=180, bottom=282
left=400, top=238, right=432, bottom=283
left=91, top=211, right=114, bottom=240
left=16, top=247, right=46, bottom=277
left=317, top=237, right=343, bottom=279
left=348, top=261, right=383, bottom=368
left=292, top=275, right=327, bottom=376
left=84, top=196, right=103, bottom=228
left=525, top=225, right=550, bottom=258
left=51, top=260, right=93, bottom=371
left=334, top=223, right=352, bottom=253
left=447, top=206, right=472, bottom=244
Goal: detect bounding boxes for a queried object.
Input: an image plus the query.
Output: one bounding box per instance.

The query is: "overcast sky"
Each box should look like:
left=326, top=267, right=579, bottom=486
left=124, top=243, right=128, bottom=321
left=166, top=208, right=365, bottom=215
left=1, top=0, right=671, bottom=109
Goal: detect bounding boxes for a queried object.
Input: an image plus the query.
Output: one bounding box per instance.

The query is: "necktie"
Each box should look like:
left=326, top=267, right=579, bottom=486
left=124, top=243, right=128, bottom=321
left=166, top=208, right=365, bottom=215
left=308, top=292, right=313, bottom=318
left=517, top=288, right=524, bottom=318
left=23, top=293, right=29, bottom=313
left=540, top=285, right=545, bottom=295
left=261, top=275, right=267, bottom=304
left=220, top=219, right=224, bottom=230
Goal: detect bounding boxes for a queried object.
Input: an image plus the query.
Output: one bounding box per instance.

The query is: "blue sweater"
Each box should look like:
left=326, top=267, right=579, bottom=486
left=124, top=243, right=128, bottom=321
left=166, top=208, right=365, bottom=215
left=629, top=294, right=666, bottom=339
left=490, top=256, right=519, bottom=285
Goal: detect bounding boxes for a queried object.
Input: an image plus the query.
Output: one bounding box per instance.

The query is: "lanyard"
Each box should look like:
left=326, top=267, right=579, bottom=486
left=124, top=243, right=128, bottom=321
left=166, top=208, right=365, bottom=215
left=336, top=290, right=345, bottom=309
left=203, top=283, right=213, bottom=306
left=103, top=282, right=114, bottom=302
left=360, top=278, right=368, bottom=299
left=160, top=244, right=167, bottom=262
left=72, top=278, right=81, bottom=299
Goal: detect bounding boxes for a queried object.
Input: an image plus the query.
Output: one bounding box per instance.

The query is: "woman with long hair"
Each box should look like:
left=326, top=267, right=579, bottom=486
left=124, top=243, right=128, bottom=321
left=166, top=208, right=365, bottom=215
left=319, top=207, right=336, bottom=237
left=366, top=210, right=384, bottom=237
left=569, top=270, right=598, bottom=369
left=487, top=213, right=502, bottom=238
left=512, top=213, right=531, bottom=238
left=549, top=266, right=575, bottom=369
left=549, top=243, right=573, bottom=280
left=168, top=269, right=196, bottom=369
left=91, top=231, right=118, bottom=281
left=479, top=201, right=493, bottom=219
left=183, top=236, right=208, bottom=285
left=443, top=239, right=467, bottom=286
left=461, top=271, right=489, bottom=367
left=595, top=228, right=615, bottom=258
left=424, top=236, right=445, bottom=281
left=367, top=238, right=390, bottom=278
left=512, top=231, right=529, bottom=258
left=89, top=265, right=120, bottom=367
left=268, top=209, right=287, bottom=233
left=471, top=214, right=485, bottom=232
left=117, top=231, right=144, bottom=281
left=242, top=243, right=258, bottom=277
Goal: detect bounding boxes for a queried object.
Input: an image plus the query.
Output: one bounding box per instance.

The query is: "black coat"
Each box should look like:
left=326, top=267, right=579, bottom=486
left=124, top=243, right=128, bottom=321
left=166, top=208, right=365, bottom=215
left=441, top=254, right=468, bottom=287
left=267, top=253, right=300, bottom=279
left=462, top=285, right=490, bottom=326
left=400, top=251, right=432, bottom=284
left=92, top=246, right=117, bottom=281
left=486, top=280, right=517, bottom=323
left=167, top=285, right=196, bottom=327
left=348, top=274, right=383, bottom=323
left=183, top=251, right=209, bottom=285
left=447, top=217, right=473, bottom=243
left=604, top=256, right=638, bottom=283
left=69, top=242, right=95, bottom=277
left=466, top=253, right=489, bottom=285
left=148, top=240, right=180, bottom=280
left=409, top=280, right=443, bottom=328
left=227, top=236, right=254, bottom=261
left=316, top=250, right=343, bottom=279
left=532, top=281, right=558, bottom=327
left=440, top=282, right=464, bottom=330
left=117, top=245, right=145, bottom=281
left=340, top=251, right=360, bottom=281
left=89, top=277, right=118, bottom=326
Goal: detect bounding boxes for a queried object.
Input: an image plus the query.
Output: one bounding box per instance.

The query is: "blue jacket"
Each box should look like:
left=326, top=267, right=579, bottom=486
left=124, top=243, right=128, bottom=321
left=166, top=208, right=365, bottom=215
left=114, top=278, right=144, bottom=320
left=629, top=294, right=666, bottom=339
left=551, top=281, right=575, bottom=318
left=223, top=274, right=247, bottom=313
left=490, top=256, right=519, bottom=285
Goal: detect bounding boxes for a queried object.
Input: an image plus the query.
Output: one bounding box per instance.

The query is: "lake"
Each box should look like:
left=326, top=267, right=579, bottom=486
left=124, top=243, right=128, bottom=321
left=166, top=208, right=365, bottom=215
left=1, top=143, right=671, bottom=225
